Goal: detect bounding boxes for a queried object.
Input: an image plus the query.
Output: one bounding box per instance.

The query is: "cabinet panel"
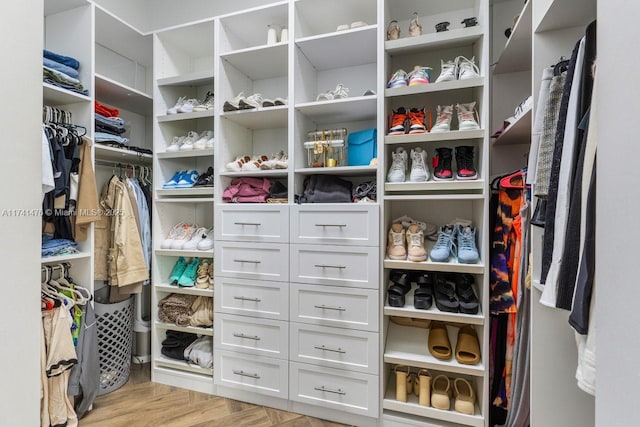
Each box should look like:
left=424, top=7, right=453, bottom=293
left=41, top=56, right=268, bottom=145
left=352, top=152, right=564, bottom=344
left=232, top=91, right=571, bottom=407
left=215, top=313, right=288, bottom=359
left=215, top=204, right=289, bottom=243
left=216, top=241, right=289, bottom=282
left=216, top=277, right=288, bottom=320
left=290, top=204, right=379, bottom=246
left=215, top=350, right=288, bottom=398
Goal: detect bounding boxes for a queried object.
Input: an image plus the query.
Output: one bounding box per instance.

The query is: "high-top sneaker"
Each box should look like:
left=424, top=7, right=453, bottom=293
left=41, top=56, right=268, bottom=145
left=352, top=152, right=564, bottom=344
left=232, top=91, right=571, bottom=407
left=455, top=146, right=478, bottom=180
left=431, top=105, right=453, bottom=132
left=387, top=147, right=408, bottom=182
left=388, top=107, right=408, bottom=135
left=456, top=224, right=479, bottom=264
left=406, top=223, right=427, bottom=262
left=435, top=59, right=457, bottom=83
left=456, top=56, right=481, bottom=80
left=387, top=222, right=407, bottom=260
left=456, top=102, right=480, bottom=131
left=408, top=66, right=431, bottom=86
left=432, top=147, right=454, bottom=181
left=408, top=108, right=427, bottom=134
left=409, top=147, right=430, bottom=182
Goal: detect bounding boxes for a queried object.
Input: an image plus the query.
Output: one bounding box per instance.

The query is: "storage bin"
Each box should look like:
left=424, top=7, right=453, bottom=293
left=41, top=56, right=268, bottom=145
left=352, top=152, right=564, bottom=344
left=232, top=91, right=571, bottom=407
left=347, top=128, right=377, bottom=166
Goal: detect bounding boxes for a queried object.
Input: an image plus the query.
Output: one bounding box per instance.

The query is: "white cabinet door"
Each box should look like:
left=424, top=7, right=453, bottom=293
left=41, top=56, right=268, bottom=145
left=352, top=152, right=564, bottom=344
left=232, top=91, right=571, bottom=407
left=215, top=204, right=289, bottom=243
left=216, top=241, right=289, bottom=282
left=215, top=313, right=288, bottom=359
left=290, top=204, right=379, bottom=246
left=216, top=277, right=289, bottom=321
left=215, top=350, right=288, bottom=398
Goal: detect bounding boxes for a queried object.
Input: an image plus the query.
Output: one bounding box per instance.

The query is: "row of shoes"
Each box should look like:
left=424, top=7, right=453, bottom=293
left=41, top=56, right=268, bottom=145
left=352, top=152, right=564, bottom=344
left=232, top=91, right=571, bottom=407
left=161, top=223, right=215, bottom=251
left=316, top=84, right=376, bottom=103
left=386, top=12, right=423, bottom=40
left=166, top=130, right=214, bottom=152
left=225, top=151, right=288, bottom=171
left=387, top=57, right=480, bottom=89
left=428, top=322, right=481, bottom=365
left=267, top=24, right=288, bottom=45
left=389, top=103, right=480, bottom=135
left=387, top=146, right=477, bottom=183
left=168, top=257, right=213, bottom=289
left=163, top=167, right=214, bottom=188
left=394, top=367, right=476, bottom=415
left=223, top=92, right=287, bottom=112
left=386, top=270, right=479, bottom=314
left=336, top=20, right=368, bottom=32
left=167, top=91, right=214, bottom=115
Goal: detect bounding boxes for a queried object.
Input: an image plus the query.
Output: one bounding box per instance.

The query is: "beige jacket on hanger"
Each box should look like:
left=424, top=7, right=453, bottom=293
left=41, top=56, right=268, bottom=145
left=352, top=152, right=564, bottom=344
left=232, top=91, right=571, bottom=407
left=72, top=137, right=100, bottom=242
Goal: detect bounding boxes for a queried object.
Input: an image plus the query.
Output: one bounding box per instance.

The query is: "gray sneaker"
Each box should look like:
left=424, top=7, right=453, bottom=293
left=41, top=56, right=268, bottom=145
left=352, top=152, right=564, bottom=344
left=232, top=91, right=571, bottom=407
left=430, top=224, right=457, bottom=262
left=457, top=224, right=479, bottom=263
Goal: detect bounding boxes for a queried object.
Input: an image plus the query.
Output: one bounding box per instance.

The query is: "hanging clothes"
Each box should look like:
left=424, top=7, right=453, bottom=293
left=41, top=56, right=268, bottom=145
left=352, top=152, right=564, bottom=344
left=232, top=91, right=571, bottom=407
left=72, top=137, right=100, bottom=242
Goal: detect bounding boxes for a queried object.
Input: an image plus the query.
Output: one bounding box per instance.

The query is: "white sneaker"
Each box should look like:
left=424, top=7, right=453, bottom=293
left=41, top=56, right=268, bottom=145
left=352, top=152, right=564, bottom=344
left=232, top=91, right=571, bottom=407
left=205, top=136, right=215, bottom=149
left=166, top=136, right=184, bottom=152
left=177, top=98, right=199, bottom=113
left=223, top=92, right=245, bottom=112
left=409, top=147, right=430, bottom=182
left=241, top=155, right=269, bottom=170
left=260, top=151, right=287, bottom=170
left=161, top=222, right=187, bottom=248
left=193, top=91, right=214, bottom=112
left=193, top=130, right=214, bottom=150
left=435, top=59, right=457, bottom=83
left=239, top=93, right=263, bottom=110
left=456, top=56, right=480, bottom=80
left=179, top=131, right=199, bottom=151
left=332, top=83, right=349, bottom=99
left=225, top=155, right=251, bottom=171
left=182, top=227, right=208, bottom=250
left=431, top=105, right=454, bottom=132
left=167, top=96, right=185, bottom=115
left=387, top=147, right=408, bottom=183
left=457, top=102, right=480, bottom=131
left=197, top=228, right=215, bottom=251
left=171, top=224, right=199, bottom=250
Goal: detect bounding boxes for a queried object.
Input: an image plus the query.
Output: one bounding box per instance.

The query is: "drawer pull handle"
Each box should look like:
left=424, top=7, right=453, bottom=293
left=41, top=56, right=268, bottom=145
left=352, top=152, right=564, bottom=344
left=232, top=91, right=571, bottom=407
left=233, top=333, right=261, bottom=340
left=314, top=386, right=346, bottom=395
left=314, top=345, right=346, bottom=354
left=234, top=259, right=261, bottom=264
left=315, top=224, right=347, bottom=228
left=314, top=264, right=346, bottom=269
left=233, top=296, right=262, bottom=303
left=234, top=222, right=261, bottom=226
left=313, top=304, right=346, bottom=312
left=232, top=370, right=260, bottom=379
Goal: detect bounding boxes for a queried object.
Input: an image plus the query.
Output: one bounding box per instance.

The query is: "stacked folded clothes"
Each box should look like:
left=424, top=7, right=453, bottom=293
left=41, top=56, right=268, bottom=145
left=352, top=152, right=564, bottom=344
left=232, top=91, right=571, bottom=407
left=94, top=101, right=129, bottom=146
left=42, top=234, right=79, bottom=258
left=160, top=332, right=213, bottom=369
left=43, top=49, right=88, bottom=96
left=161, top=331, right=198, bottom=360
left=222, top=178, right=289, bottom=203
left=157, top=293, right=213, bottom=327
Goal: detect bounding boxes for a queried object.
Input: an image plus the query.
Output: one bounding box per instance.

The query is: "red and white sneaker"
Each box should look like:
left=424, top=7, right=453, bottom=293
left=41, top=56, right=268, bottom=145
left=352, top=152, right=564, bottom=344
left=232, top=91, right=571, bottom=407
left=225, top=155, right=251, bottom=171
left=433, top=147, right=454, bottom=181
left=388, top=107, right=408, bottom=135
left=408, top=108, right=428, bottom=134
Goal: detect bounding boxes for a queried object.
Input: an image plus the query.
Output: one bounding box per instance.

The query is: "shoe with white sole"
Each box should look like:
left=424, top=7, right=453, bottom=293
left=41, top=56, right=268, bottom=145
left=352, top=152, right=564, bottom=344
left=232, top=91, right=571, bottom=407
left=241, top=155, right=270, bottom=170
left=387, top=147, right=408, bottom=183
left=456, top=102, right=480, bottom=131
left=387, top=69, right=408, bottom=89
left=162, top=171, right=185, bottom=188
left=167, top=96, right=185, bottom=114
left=166, top=136, right=184, bottom=152
left=408, top=108, right=427, bottom=134
left=456, top=56, right=480, bottom=80
left=205, top=136, right=215, bottom=149
left=430, top=224, right=457, bottom=262
left=161, top=222, right=187, bottom=249
left=174, top=170, right=199, bottom=188
left=431, top=105, right=454, bottom=132
left=177, top=98, right=199, bottom=113
left=182, top=227, right=208, bottom=251
left=223, top=92, right=245, bottom=112
left=406, top=223, right=427, bottom=262
left=435, top=59, right=457, bottom=83
left=197, top=228, right=215, bottom=251
left=455, top=146, right=478, bottom=180
left=225, top=155, right=251, bottom=171
left=239, top=93, right=263, bottom=110
left=457, top=224, right=479, bottom=263
left=260, top=151, right=287, bottom=170
left=433, top=147, right=454, bottom=181
left=179, top=131, right=199, bottom=151
left=408, top=66, right=431, bottom=86
left=193, top=130, right=214, bottom=150
left=387, top=222, right=407, bottom=260
left=170, top=224, right=199, bottom=250
left=409, top=147, right=430, bottom=182
left=193, top=91, right=214, bottom=112
left=388, top=107, right=408, bottom=135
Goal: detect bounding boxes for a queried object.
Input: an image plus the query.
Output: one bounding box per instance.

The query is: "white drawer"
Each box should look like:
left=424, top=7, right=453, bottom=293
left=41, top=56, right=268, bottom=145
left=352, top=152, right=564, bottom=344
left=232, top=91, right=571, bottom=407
left=215, top=350, right=288, bottom=399
left=290, top=323, right=378, bottom=374
left=290, top=244, right=379, bottom=289
left=216, top=241, right=289, bottom=282
left=215, top=277, right=288, bottom=321
left=215, top=204, right=289, bottom=243
left=290, top=283, right=378, bottom=332
left=289, top=362, right=378, bottom=417
left=215, top=314, right=288, bottom=359
left=290, top=204, right=379, bottom=246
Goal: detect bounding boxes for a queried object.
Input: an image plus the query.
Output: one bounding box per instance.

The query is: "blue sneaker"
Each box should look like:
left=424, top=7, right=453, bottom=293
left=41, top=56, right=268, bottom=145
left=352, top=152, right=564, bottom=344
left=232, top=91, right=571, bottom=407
left=163, top=170, right=185, bottom=188
left=178, top=257, right=199, bottom=287
left=457, top=224, right=479, bottom=264
left=168, top=257, right=187, bottom=285
left=174, top=170, right=199, bottom=188
left=430, top=224, right=457, bottom=262
left=387, top=69, right=408, bottom=89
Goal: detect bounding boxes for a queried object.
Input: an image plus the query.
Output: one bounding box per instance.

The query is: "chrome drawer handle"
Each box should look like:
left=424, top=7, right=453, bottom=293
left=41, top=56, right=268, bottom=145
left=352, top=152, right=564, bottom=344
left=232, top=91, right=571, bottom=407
left=314, top=386, right=346, bottom=395
left=234, top=259, right=261, bottom=264
left=233, top=296, right=261, bottom=302
left=314, top=345, right=346, bottom=354
left=233, top=333, right=261, bottom=340
left=314, top=304, right=346, bottom=312
left=234, top=222, right=261, bottom=226
left=315, top=224, right=347, bottom=227
left=232, top=370, right=260, bottom=379
left=314, top=264, right=346, bottom=269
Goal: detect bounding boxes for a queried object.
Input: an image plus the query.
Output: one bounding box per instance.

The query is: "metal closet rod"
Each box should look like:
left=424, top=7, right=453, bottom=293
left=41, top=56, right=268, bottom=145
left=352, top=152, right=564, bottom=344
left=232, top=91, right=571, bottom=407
left=94, top=160, right=152, bottom=168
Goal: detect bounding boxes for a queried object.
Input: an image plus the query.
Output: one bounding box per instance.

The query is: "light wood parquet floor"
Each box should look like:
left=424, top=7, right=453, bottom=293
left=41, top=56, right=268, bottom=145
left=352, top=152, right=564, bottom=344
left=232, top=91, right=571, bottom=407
left=79, top=363, right=350, bottom=427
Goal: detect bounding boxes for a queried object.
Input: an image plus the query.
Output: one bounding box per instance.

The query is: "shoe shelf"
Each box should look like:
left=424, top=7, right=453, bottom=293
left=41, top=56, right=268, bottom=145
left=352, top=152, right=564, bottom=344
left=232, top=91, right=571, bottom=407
left=156, top=149, right=215, bottom=159
left=219, top=169, right=289, bottom=178
left=43, top=82, right=92, bottom=106
left=384, top=129, right=485, bottom=145
left=156, top=188, right=215, bottom=197
left=219, top=42, right=288, bottom=81
left=154, top=355, right=213, bottom=377
left=157, top=110, right=216, bottom=123
left=157, top=70, right=215, bottom=88
left=384, top=239, right=485, bottom=275
left=384, top=179, right=485, bottom=193
left=385, top=26, right=485, bottom=56
left=154, top=321, right=214, bottom=337
left=493, top=0, right=531, bottom=75
left=295, top=95, right=377, bottom=122
left=41, top=252, right=92, bottom=264
left=295, top=25, right=377, bottom=71
left=155, top=283, right=214, bottom=297
left=385, top=77, right=485, bottom=98
left=220, top=105, right=288, bottom=130
left=155, top=249, right=215, bottom=258
left=492, top=107, right=532, bottom=146
left=155, top=197, right=214, bottom=204
left=384, top=194, right=485, bottom=202
left=95, top=73, right=153, bottom=116
left=384, top=289, right=484, bottom=326
left=295, top=165, right=377, bottom=176
left=94, top=144, right=153, bottom=164
left=384, top=322, right=485, bottom=377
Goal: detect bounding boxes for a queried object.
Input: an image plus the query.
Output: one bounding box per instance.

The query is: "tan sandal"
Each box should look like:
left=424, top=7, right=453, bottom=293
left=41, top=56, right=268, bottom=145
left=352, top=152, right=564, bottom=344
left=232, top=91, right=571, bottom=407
left=455, top=325, right=481, bottom=365
left=418, top=369, right=432, bottom=406
left=431, top=375, right=451, bottom=410
left=390, top=316, right=431, bottom=329
left=428, top=321, right=452, bottom=360
left=454, top=378, right=476, bottom=415
left=394, top=365, right=410, bottom=402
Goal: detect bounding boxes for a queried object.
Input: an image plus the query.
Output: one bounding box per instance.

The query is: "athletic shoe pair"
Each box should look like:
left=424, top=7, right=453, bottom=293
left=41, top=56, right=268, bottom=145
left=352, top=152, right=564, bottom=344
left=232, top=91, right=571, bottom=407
left=167, top=92, right=214, bottom=114
left=388, top=102, right=480, bottom=135
left=223, top=92, right=287, bottom=111
left=168, top=257, right=214, bottom=288
left=430, top=223, right=479, bottom=264
left=161, top=223, right=214, bottom=251
left=166, top=130, right=214, bottom=152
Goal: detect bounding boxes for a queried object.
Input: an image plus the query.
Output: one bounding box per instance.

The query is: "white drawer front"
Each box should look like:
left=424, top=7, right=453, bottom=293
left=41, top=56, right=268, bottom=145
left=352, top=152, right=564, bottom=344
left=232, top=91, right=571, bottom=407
left=290, top=362, right=378, bottom=417
left=290, top=245, right=379, bottom=288
left=290, top=324, right=378, bottom=374
left=215, top=277, right=288, bottom=320
left=215, top=350, right=288, bottom=399
left=215, top=205, right=289, bottom=243
left=216, top=242, right=289, bottom=282
left=291, top=205, right=379, bottom=246
left=215, top=314, right=288, bottom=359
left=291, top=283, right=378, bottom=332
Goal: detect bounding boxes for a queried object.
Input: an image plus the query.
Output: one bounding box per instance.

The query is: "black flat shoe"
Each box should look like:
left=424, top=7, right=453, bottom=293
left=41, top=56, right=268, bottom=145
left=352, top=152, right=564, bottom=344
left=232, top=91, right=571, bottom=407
left=454, top=274, right=479, bottom=314
left=434, top=274, right=459, bottom=313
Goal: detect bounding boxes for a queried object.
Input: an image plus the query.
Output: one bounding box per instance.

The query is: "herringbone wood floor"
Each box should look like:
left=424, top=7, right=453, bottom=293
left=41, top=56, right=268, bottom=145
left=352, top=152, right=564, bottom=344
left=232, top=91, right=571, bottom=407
left=79, top=363, right=349, bottom=427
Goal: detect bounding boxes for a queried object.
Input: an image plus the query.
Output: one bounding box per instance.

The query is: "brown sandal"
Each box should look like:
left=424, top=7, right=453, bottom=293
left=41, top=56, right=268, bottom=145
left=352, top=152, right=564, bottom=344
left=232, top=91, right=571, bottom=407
left=428, top=321, right=452, bottom=360
left=455, top=325, right=481, bottom=365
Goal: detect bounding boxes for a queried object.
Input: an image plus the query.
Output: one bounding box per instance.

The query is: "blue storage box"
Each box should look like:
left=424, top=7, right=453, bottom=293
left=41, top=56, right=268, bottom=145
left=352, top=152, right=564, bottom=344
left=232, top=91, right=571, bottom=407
left=347, top=128, right=377, bottom=166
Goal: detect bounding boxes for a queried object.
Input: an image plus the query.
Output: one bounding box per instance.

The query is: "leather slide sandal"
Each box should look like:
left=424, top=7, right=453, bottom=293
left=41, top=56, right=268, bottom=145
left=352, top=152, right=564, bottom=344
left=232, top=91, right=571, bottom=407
left=413, top=285, right=433, bottom=310
left=390, top=316, right=431, bottom=329
left=431, top=375, right=451, bottom=410
left=434, top=275, right=459, bottom=313
left=454, top=378, right=476, bottom=415
left=455, top=274, right=479, bottom=314
left=387, top=284, right=408, bottom=307
left=428, top=321, right=452, bottom=360
left=455, top=325, right=481, bottom=365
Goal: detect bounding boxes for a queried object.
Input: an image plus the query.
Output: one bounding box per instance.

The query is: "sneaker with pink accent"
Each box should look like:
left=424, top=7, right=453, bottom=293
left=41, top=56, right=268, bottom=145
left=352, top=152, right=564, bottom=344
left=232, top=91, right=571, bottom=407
left=408, top=66, right=431, bottom=86
left=431, top=105, right=454, bottom=132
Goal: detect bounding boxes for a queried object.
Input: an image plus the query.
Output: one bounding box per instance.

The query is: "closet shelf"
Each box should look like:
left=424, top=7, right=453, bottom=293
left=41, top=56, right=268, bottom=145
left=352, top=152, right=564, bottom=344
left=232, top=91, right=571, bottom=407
left=43, top=82, right=92, bottom=106
left=44, top=0, right=87, bottom=16
left=384, top=180, right=485, bottom=193
left=384, top=322, right=485, bottom=377
left=295, top=166, right=377, bottom=176
left=384, top=129, right=485, bottom=145
left=157, top=70, right=215, bottom=87
left=157, top=110, right=215, bottom=123
left=155, top=188, right=214, bottom=197
left=384, top=194, right=485, bottom=202
left=155, top=283, right=214, bottom=297
left=154, top=356, right=213, bottom=376
left=156, top=149, right=214, bottom=159
left=492, top=107, right=532, bottom=145
left=385, top=26, right=485, bottom=56
left=295, top=95, right=377, bottom=123
left=155, top=197, right=214, bottom=204
left=94, top=73, right=153, bottom=115
left=94, top=144, right=152, bottom=164
left=220, top=106, right=288, bottom=130
left=155, top=249, right=214, bottom=258
left=385, top=77, right=485, bottom=98
left=220, top=42, right=288, bottom=80
left=220, top=169, right=288, bottom=178
left=384, top=288, right=484, bottom=325
left=384, top=242, right=485, bottom=274
left=41, top=252, right=91, bottom=264
left=295, top=25, right=377, bottom=71
left=536, top=0, right=596, bottom=32
left=154, top=321, right=214, bottom=337
left=494, top=0, right=532, bottom=75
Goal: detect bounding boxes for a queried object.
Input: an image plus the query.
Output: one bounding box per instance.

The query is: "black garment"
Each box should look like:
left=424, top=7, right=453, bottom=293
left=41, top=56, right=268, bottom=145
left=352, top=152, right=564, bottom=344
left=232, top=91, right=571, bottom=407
left=490, top=314, right=509, bottom=426
left=95, top=123, right=126, bottom=135
left=269, top=181, right=288, bottom=199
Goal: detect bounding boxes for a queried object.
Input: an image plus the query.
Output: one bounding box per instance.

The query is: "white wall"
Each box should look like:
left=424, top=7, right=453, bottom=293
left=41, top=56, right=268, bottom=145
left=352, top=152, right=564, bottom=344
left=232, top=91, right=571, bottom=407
left=0, top=1, right=43, bottom=425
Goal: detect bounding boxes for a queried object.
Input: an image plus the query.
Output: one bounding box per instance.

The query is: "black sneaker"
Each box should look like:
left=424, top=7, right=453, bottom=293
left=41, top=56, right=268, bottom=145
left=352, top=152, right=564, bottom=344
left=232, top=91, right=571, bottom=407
left=455, top=146, right=477, bottom=180
left=433, top=147, right=453, bottom=181
left=193, top=166, right=214, bottom=187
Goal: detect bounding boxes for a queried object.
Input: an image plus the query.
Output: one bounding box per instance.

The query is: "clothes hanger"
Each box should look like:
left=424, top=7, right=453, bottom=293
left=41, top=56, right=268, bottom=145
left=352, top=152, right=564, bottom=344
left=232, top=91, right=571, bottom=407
left=553, top=56, right=569, bottom=76
left=499, top=168, right=526, bottom=189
